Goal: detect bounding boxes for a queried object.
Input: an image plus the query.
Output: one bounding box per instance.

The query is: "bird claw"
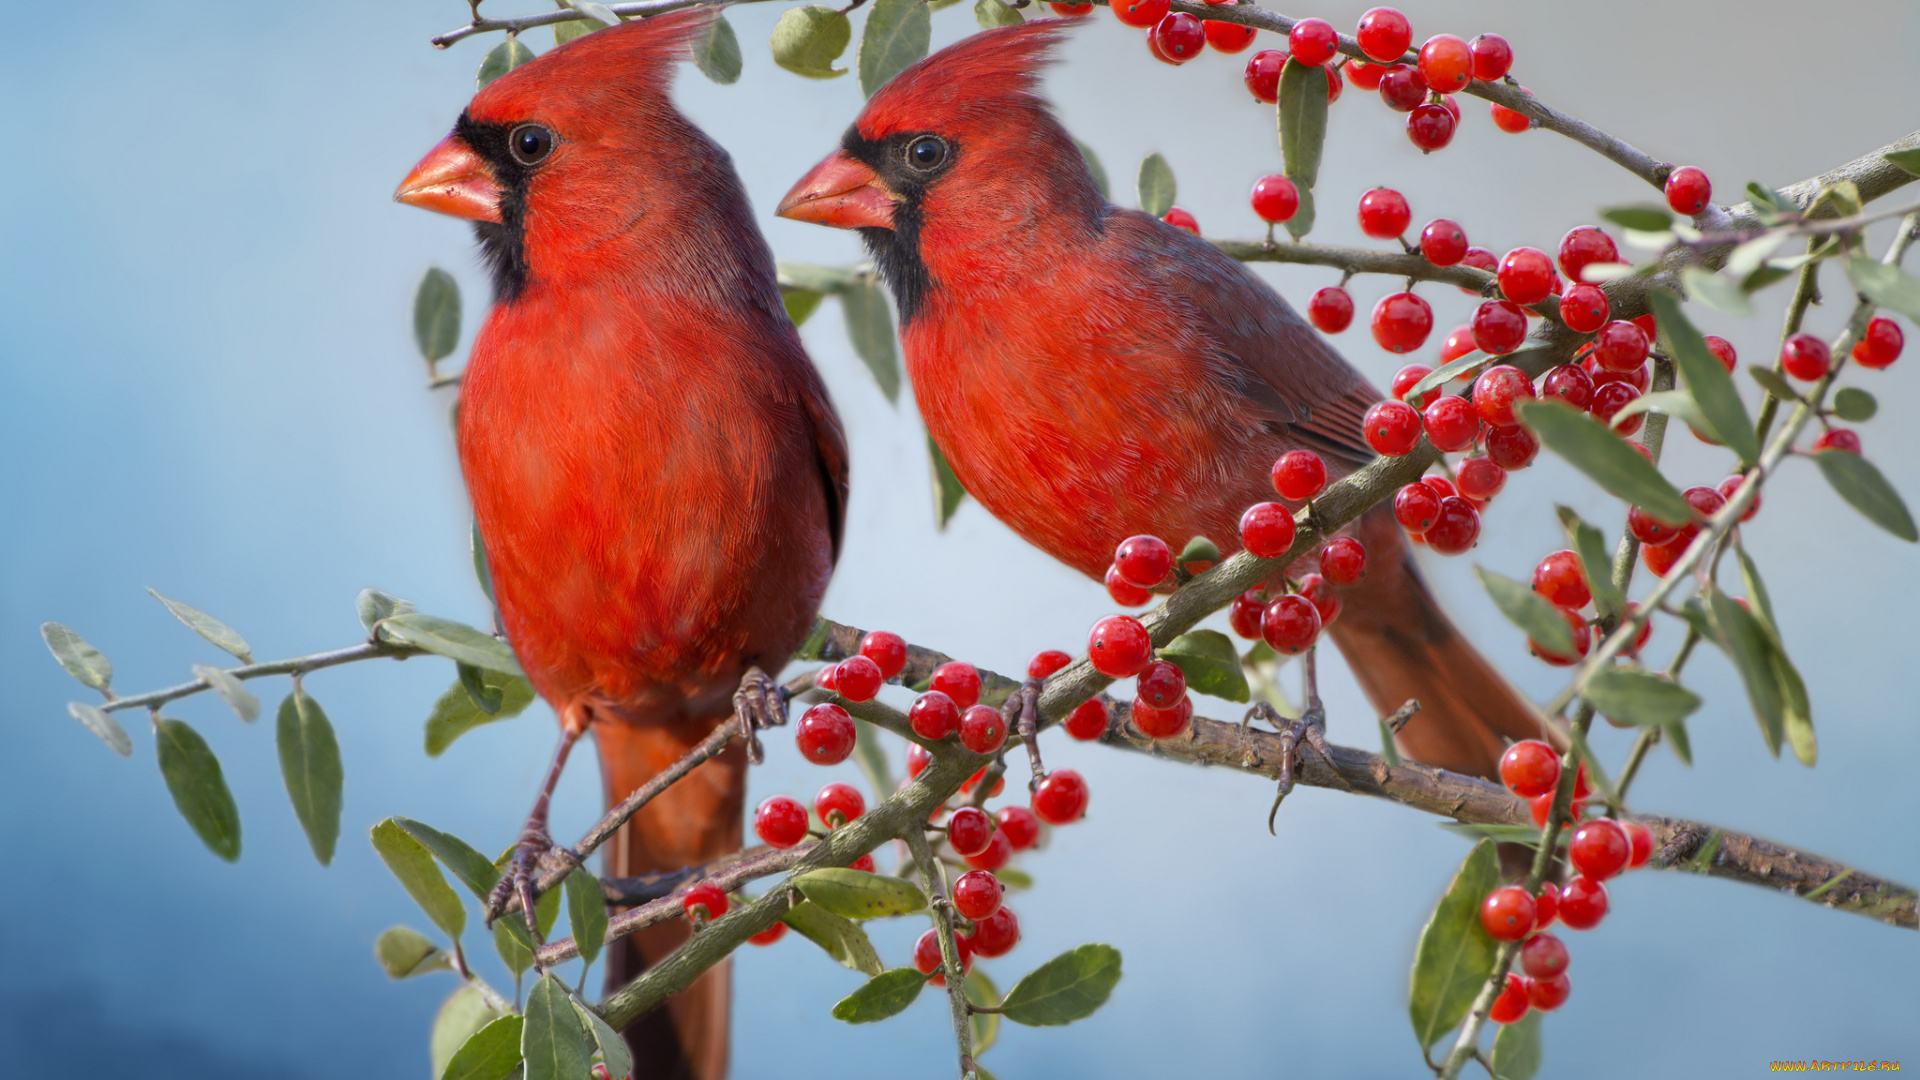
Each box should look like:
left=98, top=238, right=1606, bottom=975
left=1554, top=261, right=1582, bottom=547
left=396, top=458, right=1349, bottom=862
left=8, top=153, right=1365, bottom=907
left=734, top=665, right=790, bottom=766
left=1251, top=699, right=1338, bottom=835
left=1001, top=678, right=1044, bottom=791
left=483, top=822, right=583, bottom=939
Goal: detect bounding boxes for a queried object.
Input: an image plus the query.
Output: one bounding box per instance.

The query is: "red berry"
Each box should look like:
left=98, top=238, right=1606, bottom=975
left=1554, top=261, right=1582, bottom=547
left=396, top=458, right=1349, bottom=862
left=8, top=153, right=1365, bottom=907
left=1624, top=819, right=1654, bottom=868
left=1529, top=792, right=1553, bottom=827
left=1663, top=485, right=1727, bottom=551
left=1131, top=694, right=1191, bottom=738
left=1540, top=363, right=1594, bottom=409
left=1497, top=247, right=1554, bottom=305
left=1499, top=739, right=1560, bottom=798
left=963, top=823, right=1011, bottom=870
left=1468, top=33, right=1511, bottom=80
left=683, top=881, right=729, bottom=923
left=953, top=870, right=1004, bottom=921
left=1297, top=572, right=1342, bottom=626
left=906, top=741, right=930, bottom=779
left=1105, top=564, right=1153, bottom=607
left=1814, top=428, right=1861, bottom=454
left=959, top=704, right=1007, bottom=754
left=1357, top=187, right=1411, bottom=239
left=1419, top=219, right=1468, bottom=266
left=1422, top=475, right=1457, bottom=498
left=1111, top=0, right=1168, bottom=28
left=1239, top=501, right=1297, bottom=559
left=1664, top=166, right=1711, bottom=215
left=1519, top=933, right=1569, bottom=978
left=1151, top=13, right=1205, bottom=63
left=749, top=920, right=787, bottom=946
left=1261, top=593, right=1322, bottom=655
left=1456, top=454, right=1505, bottom=500
left=969, top=905, right=1021, bottom=957
left=1457, top=247, right=1499, bottom=297
left=815, top=782, right=865, bottom=828
left=1570, top=818, right=1631, bottom=880
left=1703, top=334, right=1737, bottom=372
left=1327, top=64, right=1350, bottom=102
left=1532, top=550, right=1591, bottom=609
left=1032, top=769, right=1089, bottom=824
left=1490, top=99, right=1530, bottom=132
left=1063, top=698, right=1109, bottom=740
left=1308, top=286, right=1355, bottom=332
left=1371, top=292, right=1433, bottom=353
left=1319, top=536, right=1367, bottom=584
left=912, top=926, right=972, bottom=985
left=1162, top=207, right=1200, bottom=235
left=1416, top=34, right=1472, bottom=93
left=1271, top=449, right=1329, bottom=501
left=834, top=655, right=884, bottom=703
left=1394, top=481, right=1442, bottom=533
left=1524, top=972, right=1571, bottom=1012
left=930, top=661, right=981, bottom=709
left=1421, top=394, right=1478, bottom=452
left=1346, top=59, right=1388, bottom=90
left=859, top=630, right=907, bottom=680
left=814, top=662, right=838, bottom=693
left=947, top=806, right=994, bottom=857
left=1529, top=606, right=1590, bottom=666
left=1243, top=48, right=1284, bottom=103
left=1424, top=496, right=1481, bottom=555
left=797, top=703, right=857, bottom=765
left=1029, top=649, right=1071, bottom=680
left=1088, top=615, right=1153, bottom=678
left=1229, top=588, right=1266, bottom=638
left=1489, top=974, right=1530, bottom=1024
left=1621, top=602, right=1654, bottom=657
left=754, top=795, right=810, bottom=849
left=1641, top=534, right=1684, bottom=576
left=1589, top=380, right=1641, bottom=434
left=1439, top=325, right=1477, bottom=365
left=1557, top=875, right=1609, bottom=930
left=998, top=806, right=1040, bottom=850
left=1534, top=880, right=1560, bottom=927
left=1406, top=102, right=1456, bottom=152
left=1559, top=284, right=1610, bottom=333
left=1288, top=18, right=1337, bottom=65
left=1471, top=300, right=1528, bottom=357
left=1204, top=18, right=1257, bottom=53
left=1557, top=226, right=1620, bottom=284
left=1485, top=422, right=1540, bottom=471
left=1781, top=332, right=1830, bottom=381
left=1472, top=364, right=1535, bottom=427
left=909, top=691, right=960, bottom=741
left=1135, top=660, right=1188, bottom=710
left=1355, top=7, right=1411, bottom=62
left=1592, top=320, right=1650, bottom=373
left=1854, top=317, right=1904, bottom=369
left=1362, top=399, right=1423, bottom=455
left=1114, top=534, right=1173, bottom=589
left=1480, top=885, right=1537, bottom=941
left=1049, top=1, right=1094, bottom=13
left=1250, top=174, right=1299, bottom=224
left=1392, top=362, right=1435, bottom=405
left=1626, top=504, right=1683, bottom=546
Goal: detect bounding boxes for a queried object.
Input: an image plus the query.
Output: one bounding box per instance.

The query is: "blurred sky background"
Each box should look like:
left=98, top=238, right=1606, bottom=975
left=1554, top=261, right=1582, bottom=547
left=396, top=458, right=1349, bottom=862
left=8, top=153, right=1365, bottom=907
left=4, top=1, right=1918, bottom=1076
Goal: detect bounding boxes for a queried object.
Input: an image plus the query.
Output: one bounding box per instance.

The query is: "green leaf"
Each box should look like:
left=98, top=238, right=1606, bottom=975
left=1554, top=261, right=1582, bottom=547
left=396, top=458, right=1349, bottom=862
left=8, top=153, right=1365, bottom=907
left=1741, top=263, right=1795, bottom=293
left=1605, top=389, right=1710, bottom=436
left=1747, top=364, right=1802, bottom=405
left=1680, top=264, right=1750, bottom=316
left=1883, top=148, right=1920, bottom=176
left=425, top=669, right=537, bottom=757
left=1407, top=839, right=1499, bottom=1049
left=375, top=926, right=451, bottom=979
left=378, top=612, right=525, bottom=676
left=1565, top=724, right=1617, bottom=806
left=690, top=12, right=742, bottom=84
left=392, top=817, right=502, bottom=899
left=276, top=687, right=343, bottom=865
left=565, top=867, right=608, bottom=970
left=414, top=267, right=462, bottom=364
left=1733, top=546, right=1814, bottom=765
left=1847, top=255, right=1920, bottom=322
left=554, top=10, right=605, bottom=45
left=1277, top=58, right=1328, bottom=192
left=68, top=701, right=132, bottom=756
left=782, top=900, right=885, bottom=976
left=1831, top=386, right=1877, bottom=421
left=1473, top=566, right=1573, bottom=656
left=1812, top=448, right=1917, bottom=541
left=1724, top=232, right=1789, bottom=281
left=794, top=867, right=927, bottom=919
left=571, top=1, right=622, bottom=30
left=1406, top=348, right=1489, bottom=398
left=1376, top=718, right=1402, bottom=767
left=1665, top=719, right=1693, bottom=766
left=371, top=818, right=466, bottom=940
left=477, top=36, right=536, bottom=89
left=831, top=967, right=926, bottom=1022
left=146, top=588, right=252, bottom=661
left=432, top=986, right=506, bottom=1080
left=781, top=287, right=824, bottom=326
left=770, top=6, right=851, bottom=79
left=974, top=0, right=1025, bottom=28
left=841, top=280, right=901, bottom=403
left=1489, top=1008, right=1543, bottom=1080
left=1136, top=152, right=1175, bottom=218
left=570, top=998, right=632, bottom=1080
left=1649, top=289, right=1759, bottom=463
left=1438, top=823, right=1551, bottom=847
left=850, top=718, right=895, bottom=802
left=193, top=664, right=260, bottom=723
left=777, top=261, right=858, bottom=294
left=1159, top=629, right=1250, bottom=703
left=442, top=1015, right=524, bottom=1080
left=459, top=661, right=504, bottom=714
left=155, top=718, right=241, bottom=861
left=1600, top=204, right=1673, bottom=232
left=1555, top=505, right=1622, bottom=622
left=356, top=587, right=414, bottom=632
left=1074, top=139, right=1109, bottom=200
left=471, top=522, right=494, bottom=605
left=858, top=0, right=929, bottom=96
left=1704, top=586, right=1785, bottom=757
left=996, top=866, right=1033, bottom=890
left=494, top=918, right=534, bottom=976
left=1808, top=180, right=1862, bottom=220
left=1516, top=400, right=1694, bottom=524
left=42, top=621, right=112, bottom=691
left=521, top=974, right=593, bottom=1080
left=1583, top=669, right=1701, bottom=727
left=1000, top=943, right=1122, bottom=1026
left=1284, top=186, right=1316, bottom=241
left=966, top=968, right=1000, bottom=1055
left=928, top=431, right=967, bottom=529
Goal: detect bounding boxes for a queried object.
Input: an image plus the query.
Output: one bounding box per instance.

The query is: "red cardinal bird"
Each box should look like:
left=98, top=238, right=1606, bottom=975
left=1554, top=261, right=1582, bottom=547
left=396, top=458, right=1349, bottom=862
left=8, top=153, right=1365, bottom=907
left=397, top=13, right=847, bottom=1077
left=778, top=23, right=1537, bottom=784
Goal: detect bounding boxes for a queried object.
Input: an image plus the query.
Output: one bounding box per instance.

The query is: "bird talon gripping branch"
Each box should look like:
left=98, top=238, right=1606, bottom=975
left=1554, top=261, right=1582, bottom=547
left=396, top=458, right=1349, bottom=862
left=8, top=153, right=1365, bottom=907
left=734, top=665, right=791, bottom=767
left=1000, top=678, right=1045, bottom=790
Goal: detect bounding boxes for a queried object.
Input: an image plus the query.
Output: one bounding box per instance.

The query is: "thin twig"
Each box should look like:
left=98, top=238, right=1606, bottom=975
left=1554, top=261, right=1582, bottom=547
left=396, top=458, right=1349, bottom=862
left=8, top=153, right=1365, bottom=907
left=906, top=824, right=977, bottom=1080
left=97, top=640, right=421, bottom=714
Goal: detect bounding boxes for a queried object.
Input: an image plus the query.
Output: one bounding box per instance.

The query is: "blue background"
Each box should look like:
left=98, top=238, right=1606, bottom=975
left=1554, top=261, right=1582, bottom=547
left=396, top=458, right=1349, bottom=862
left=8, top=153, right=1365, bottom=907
left=3, top=1, right=1916, bottom=1076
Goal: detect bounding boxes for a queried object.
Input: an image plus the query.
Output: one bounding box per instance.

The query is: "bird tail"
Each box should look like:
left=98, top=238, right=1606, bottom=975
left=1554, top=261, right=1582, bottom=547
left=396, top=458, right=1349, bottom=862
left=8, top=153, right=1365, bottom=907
left=1325, top=506, right=1550, bottom=779
left=593, top=718, right=749, bottom=1080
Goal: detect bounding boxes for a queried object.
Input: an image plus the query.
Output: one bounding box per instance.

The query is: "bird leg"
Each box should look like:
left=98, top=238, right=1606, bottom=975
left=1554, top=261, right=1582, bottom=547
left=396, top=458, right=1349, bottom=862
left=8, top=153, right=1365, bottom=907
left=485, top=720, right=588, bottom=937
left=733, top=665, right=791, bottom=766
left=1000, top=679, right=1045, bottom=790
left=1257, top=645, right=1343, bottom=834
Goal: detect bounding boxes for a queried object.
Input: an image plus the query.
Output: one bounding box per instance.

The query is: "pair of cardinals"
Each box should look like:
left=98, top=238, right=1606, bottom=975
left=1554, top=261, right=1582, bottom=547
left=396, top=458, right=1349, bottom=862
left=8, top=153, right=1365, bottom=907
left=395, top=13, right=1538, bottom=1078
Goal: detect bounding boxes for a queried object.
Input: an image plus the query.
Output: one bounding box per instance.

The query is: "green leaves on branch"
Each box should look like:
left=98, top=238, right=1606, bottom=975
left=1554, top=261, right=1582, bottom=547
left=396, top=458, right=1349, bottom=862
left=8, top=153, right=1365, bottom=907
left=1136, top=152, right=1176, bottom=219
left=68, top=701, right=131, bottom=756
left=277, top=686, right=343, bottom=864
left=1583, top=669, right=1701, bottom=727
left=783, top=900, right=885, bottom=976
left=147, top=588, right=253, bottom=662
left=1408, top=839, right=1499, bottom=1050
left=1831, top=387, right=1877, bottom=422
left=375, top=926, right=452, bottom=979
left=442, top=1015, right=523, bottom=1080
left=1516, top=400, right=1694, bottom=524
left=928, top=432, right=968, bottom=529
left=522, top=975, right=593, bottom=1080
left=974, top=0, right=1025, bottom=28
left=1702, top=585, right=1813, bottom=764
left=1555, top=506, right=1622, bottom=622
left=1159, top=629, right=1250, bottom=702
left=1813, top=447, right=1918, bottom=542
left=794, top=867, right=926, bottom=919
left=1648, top=290, right=1759, bottom=464
left=1883, top=148, right=1920, bottom=176
left=1490, top=1009, right=1544, bottom=1080
left=1000, top=943, right=1122, bottom=1026
left=771, top=6, right=851, bottom=79
left=194, top=664, right=260, bottom=722
left=1599, top=204, right=1673, bottom=233
left=691, top=13, right=742, bottom=84
left=1474, top=566, right=1572, bottom=656
left=857, top=0, right=928, bottom=96
left=832, top=967, right=926, bottom=1022
left=477, top=35, right=536, bottom=89
left=1276, top=58, right=1328, bottom=239
left=156, top=718, right=242, bottom=860
left=433, top=986, right=507, bottom=1080
left=414, top=268, right=461, bottom=365
left=1846, top=255, right=1920, bottom=322
left=43, top=621, right=112, bottom=692
left=371, top=818, right=466, bottom=941
left=565, top=867, right=608, bottom=971
left=377, top=612, right=524, bottom=676
left=842, top=279, right=901, bottom=404
left=425, top=668, right=536, bottom=757
left=357, top=587, right=415, bottom=632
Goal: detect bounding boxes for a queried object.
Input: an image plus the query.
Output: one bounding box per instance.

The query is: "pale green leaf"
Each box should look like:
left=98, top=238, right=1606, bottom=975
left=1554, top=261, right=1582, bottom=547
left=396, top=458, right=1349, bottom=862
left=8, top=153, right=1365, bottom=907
left=147, top=588, right=252, bottom=661
left=375, top=926, right=451, bottom=979
left=193, top=664, right=260, bottom=723
left=771, top=6, right=851, bottom=79
left=1277, top=58, right=1328, bottom=196
left=356, top=587, right=414, bottom=632
left=477, top=37, right=536, bottom=90
left=566, top=867, right=608, bottom=970
left=974, top=0, right=1025, bottom=28
left=1490, top=1009, right=1543, bottom=1080
left=42, top=622, right=112, bottom=691
left=858, top=0, right=929, bottom=96
left=841, top=280, right=901, bottom=403
left=432, top=986, right=506, bottom=1080
left=1812, top=448, right=1917, bottom=541
left=277, top=687, right=343, bottom=865
left=1474, top=566, right=1573, bottom=656
left=1583, top=669, right=1701, bottom=727
left=1555, top=505, right=1622, bottom=622
left=442, top=1015, right=523, bottom=1080
left=782, top=900, right=885, bottom=976
left=371, top=818, right=465, bottom=940
left=1516, top=400, right=1694, bottom=524
left=68, top=701, right=132, bottom=756
left=967, top=968, right=1000, bottom=1055
left=425, top=669, right=537, bottom=757
left=1847, top=256, right=1920, bottom=322
left=378, top=612, right=524, bottom=676
left=794, top=867, right=926, bottom=919
left=414, top=267, right=462, bottom=363
left=1136, top=152, right=1175, bottom=218
left=692, top=13, right=743, bottom=84
left=1680, top=267, right=1749, bottom=316
left=1831, top=387, right=1877, bottom=422
left=928, top=431, right=967, bottom=529
left=1601, top=204, right=1673, bottom=232
left=1649, top=289, right=1759, bottom=463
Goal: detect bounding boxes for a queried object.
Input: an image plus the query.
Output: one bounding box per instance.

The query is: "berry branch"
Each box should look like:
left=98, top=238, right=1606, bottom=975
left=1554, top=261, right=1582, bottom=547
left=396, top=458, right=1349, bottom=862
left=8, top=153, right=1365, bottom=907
left=904, top=824, right=979, bottom=1080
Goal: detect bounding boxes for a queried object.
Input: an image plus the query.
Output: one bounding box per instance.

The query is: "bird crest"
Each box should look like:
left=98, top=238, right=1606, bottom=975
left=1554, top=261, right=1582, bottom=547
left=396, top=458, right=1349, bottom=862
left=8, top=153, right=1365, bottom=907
left=856, top=20, right=1073, bottom=140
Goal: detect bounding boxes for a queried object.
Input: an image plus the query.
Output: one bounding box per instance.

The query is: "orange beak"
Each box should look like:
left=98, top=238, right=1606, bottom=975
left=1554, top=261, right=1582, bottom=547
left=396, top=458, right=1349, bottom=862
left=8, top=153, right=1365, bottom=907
left=395, top=135, right=502, bottom=223
left=777, top=150, right=897, bottom=230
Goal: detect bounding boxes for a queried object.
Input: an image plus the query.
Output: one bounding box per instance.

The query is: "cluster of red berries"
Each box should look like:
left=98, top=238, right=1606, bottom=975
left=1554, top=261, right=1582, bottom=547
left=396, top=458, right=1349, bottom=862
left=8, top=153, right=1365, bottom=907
left=799, top=630, right=910, bottom=764
left=1481, top=740, right=1654, bottom=1022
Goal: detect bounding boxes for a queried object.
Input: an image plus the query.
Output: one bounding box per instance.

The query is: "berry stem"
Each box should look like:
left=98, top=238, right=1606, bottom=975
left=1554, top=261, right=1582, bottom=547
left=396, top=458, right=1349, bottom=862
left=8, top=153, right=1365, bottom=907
left=904, top=824, right=979, bottom=1080
left=1754, top=236, right=1826, bottom=446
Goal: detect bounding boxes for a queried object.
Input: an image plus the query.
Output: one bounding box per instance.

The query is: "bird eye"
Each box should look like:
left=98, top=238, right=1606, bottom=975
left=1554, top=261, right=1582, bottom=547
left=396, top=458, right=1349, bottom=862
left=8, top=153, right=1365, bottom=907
left=509, top=123, right=555, bottom=166
left=905, top=135, right=949, bottom=171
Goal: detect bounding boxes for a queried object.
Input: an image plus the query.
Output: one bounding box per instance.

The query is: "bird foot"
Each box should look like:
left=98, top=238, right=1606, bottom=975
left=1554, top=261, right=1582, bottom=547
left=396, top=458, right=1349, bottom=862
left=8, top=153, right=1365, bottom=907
left=734, top=665, right=791, bottom=766
left=1250, top=698, right=1338, bottom=834
left=1000, top=678, right=1044, bottom=790
left=484, top=820, right=584, bottom=939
